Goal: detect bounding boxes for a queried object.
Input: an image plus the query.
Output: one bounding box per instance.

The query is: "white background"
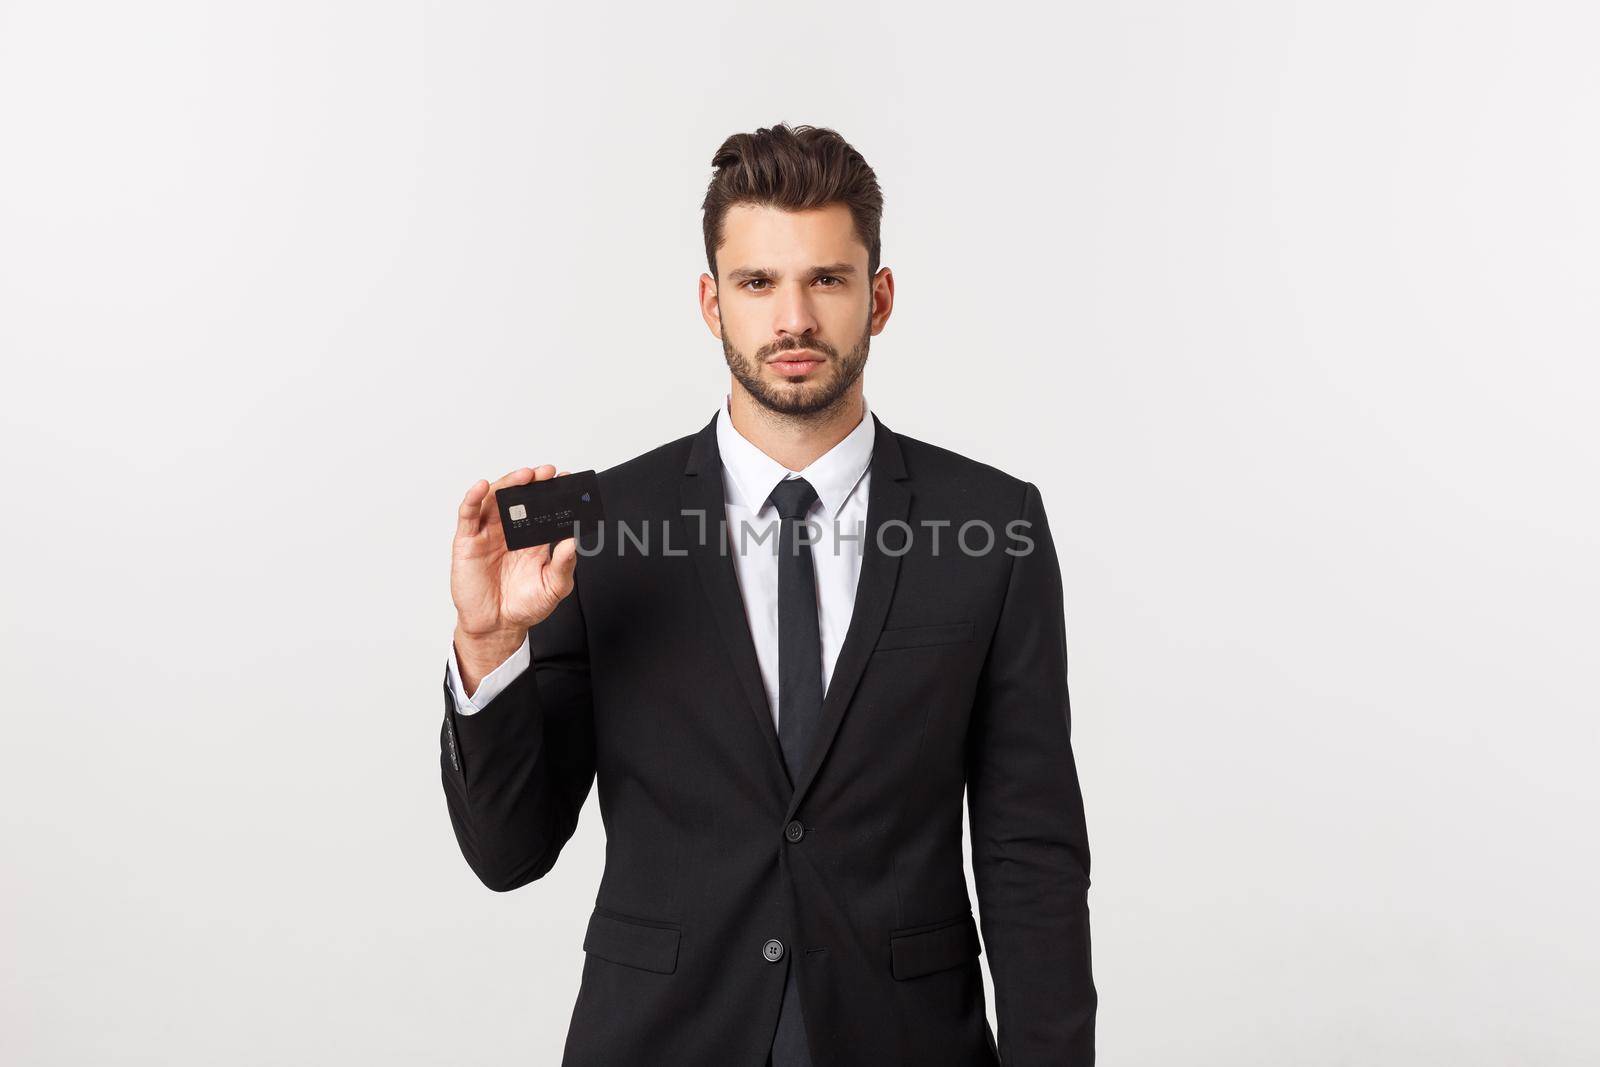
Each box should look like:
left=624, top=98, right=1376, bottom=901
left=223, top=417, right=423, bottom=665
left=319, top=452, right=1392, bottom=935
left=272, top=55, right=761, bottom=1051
left=2, top=1, right=1596, bottom=1064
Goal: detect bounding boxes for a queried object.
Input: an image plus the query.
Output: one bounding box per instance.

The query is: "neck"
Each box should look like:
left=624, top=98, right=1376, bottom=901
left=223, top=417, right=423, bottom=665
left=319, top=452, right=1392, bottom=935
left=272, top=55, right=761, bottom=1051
left=727, top=382, right=866, bottom=472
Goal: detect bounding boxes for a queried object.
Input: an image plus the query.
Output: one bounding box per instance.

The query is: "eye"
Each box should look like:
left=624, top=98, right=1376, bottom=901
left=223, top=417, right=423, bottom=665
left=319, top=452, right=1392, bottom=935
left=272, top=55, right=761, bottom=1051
left=743, top=279, right=771, bottom=291
left=816, top=276, right=842, bottom=287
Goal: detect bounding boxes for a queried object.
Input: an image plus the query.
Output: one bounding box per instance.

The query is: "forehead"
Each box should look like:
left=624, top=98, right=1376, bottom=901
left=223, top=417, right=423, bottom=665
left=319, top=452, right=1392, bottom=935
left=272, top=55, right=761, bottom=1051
left=717, top=202, right=865, bottom=270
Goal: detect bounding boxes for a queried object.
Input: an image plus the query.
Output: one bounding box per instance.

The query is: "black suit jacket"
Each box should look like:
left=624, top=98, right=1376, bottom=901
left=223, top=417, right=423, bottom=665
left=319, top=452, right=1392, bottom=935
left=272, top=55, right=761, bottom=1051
left=439, top=413, right=1095, bottom=1065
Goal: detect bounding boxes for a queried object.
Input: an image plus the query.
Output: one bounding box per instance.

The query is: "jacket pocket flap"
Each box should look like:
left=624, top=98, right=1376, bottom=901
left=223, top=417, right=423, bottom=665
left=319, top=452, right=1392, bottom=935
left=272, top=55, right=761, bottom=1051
left=890, top=912, right=982, bottom=979
left=583, top=909, right=681, bottom=974
left=874, top=621, right=974, bottom=651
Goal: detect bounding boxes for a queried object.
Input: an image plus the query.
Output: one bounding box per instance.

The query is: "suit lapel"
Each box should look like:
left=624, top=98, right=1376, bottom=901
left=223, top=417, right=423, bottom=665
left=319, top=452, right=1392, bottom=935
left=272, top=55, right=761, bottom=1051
left=679, top=414, right=792, bottom=787
left=678, top=411, right=915, bottom=810
left=784, top=417, right=910, bottom=822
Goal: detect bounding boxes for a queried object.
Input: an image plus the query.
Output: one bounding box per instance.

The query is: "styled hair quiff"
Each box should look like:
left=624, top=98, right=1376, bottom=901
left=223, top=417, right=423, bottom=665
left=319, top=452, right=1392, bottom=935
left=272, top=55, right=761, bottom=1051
left=701, top=123, right=884, bottom=281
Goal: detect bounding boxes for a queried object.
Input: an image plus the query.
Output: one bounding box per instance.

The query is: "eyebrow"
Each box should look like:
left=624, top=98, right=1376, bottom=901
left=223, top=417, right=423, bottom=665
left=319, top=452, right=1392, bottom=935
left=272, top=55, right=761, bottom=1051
left=726, top=262, right=859, bottom=283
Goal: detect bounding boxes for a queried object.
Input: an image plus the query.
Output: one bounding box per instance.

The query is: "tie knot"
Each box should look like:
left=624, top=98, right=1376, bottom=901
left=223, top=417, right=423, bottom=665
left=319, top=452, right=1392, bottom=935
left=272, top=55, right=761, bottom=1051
left=767, top=476, right=819, bottom=520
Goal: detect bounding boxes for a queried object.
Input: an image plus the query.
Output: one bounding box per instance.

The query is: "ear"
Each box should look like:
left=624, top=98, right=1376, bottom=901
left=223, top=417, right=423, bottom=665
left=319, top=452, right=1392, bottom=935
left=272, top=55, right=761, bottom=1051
left=698, top=272, right=723, bottom=339
left=869, top=267, right=895, bottom=334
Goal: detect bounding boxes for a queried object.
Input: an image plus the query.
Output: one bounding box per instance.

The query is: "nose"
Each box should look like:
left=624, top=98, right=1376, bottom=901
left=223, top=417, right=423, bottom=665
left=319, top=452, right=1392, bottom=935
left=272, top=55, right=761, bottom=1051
left=771, top=284, right=821, bottom=342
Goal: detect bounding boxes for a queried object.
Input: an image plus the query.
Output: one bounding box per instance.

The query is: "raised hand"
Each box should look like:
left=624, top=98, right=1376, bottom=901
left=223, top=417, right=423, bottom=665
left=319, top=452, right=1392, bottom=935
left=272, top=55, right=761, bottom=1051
left=450, top=465, right=580, bottom=691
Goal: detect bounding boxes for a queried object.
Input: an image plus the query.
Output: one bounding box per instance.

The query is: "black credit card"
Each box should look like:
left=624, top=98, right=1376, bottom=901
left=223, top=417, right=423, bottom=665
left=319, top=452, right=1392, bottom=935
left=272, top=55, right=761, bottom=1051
left=494, top=470, right=605, bottom=551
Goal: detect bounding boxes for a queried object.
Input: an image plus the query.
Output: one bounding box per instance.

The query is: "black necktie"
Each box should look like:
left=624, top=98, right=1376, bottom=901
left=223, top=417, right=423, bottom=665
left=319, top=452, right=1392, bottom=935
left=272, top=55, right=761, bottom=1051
left=766, top=475, right=819, bottom=1067
left=770, top=476, right=823, bottom=783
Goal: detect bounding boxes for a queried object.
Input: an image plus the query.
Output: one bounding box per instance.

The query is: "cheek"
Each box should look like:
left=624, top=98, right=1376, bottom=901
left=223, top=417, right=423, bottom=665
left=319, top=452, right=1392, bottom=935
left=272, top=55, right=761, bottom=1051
left=715, top=300, right=753, bottom=336
left=719, top=319, right=765, bottom=360
left=826, top=307, right=873, bottom=348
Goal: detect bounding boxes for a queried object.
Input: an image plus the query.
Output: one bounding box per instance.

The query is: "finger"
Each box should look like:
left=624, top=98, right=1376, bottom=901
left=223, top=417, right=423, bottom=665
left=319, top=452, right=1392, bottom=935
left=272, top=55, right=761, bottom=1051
left=456, top=480, right=491, bottom=538
left=548, top=536, right=578, bottom=596
left=489, top=466, right=539, bottom=492
left=480, top=465, right=553, bottom=527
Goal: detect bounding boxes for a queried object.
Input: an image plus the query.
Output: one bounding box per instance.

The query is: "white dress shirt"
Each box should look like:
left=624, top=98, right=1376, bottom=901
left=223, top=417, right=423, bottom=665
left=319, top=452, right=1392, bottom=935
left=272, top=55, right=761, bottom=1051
left=448, top=394, right=877, bottom=729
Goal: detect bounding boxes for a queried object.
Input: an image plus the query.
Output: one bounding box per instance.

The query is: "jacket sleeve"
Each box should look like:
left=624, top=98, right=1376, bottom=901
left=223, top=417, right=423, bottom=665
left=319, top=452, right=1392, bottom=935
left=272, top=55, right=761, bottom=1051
left=445, top=632, right=530, bottom=714
left=439, top=581, right=597, bottom=892
left=966, top=480, right=1096, bottom=1064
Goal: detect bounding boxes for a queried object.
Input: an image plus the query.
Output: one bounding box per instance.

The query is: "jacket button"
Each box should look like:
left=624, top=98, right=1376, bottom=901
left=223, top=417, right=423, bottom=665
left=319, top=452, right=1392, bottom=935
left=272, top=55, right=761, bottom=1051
left=762, top=938, right=785, bottom=963
left=784, top=820, right=805, bottom=843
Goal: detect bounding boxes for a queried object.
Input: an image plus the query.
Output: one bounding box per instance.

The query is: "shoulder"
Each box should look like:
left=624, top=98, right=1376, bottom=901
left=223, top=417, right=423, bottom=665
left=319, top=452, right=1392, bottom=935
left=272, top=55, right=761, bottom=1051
left=599, top=429, right=698, bottom=485
left=583, top=429, right=700, bottom=522
left=888, top=425, right=1036, bottom=519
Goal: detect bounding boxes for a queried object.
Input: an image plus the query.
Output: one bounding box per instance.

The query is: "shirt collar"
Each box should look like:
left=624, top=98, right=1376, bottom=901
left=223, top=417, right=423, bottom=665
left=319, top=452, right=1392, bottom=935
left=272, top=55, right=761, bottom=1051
left=714, top=392, right=876, bottom=517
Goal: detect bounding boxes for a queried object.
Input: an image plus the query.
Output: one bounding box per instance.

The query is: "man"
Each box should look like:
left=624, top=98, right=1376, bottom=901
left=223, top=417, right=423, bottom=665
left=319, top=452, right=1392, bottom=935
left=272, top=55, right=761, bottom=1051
left=441, top=123, right=1095, bottom=1065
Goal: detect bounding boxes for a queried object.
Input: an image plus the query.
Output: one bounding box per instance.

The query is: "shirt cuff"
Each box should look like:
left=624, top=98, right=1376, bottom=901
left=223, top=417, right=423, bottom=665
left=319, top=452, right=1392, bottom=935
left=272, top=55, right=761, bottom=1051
left=446, top=633, right=532, bottom=715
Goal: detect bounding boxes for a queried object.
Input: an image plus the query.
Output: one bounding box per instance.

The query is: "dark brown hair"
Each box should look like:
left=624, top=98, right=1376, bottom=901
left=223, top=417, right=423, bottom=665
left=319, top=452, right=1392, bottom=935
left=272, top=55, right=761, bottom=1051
left=701, top=123, right=884, bottom=281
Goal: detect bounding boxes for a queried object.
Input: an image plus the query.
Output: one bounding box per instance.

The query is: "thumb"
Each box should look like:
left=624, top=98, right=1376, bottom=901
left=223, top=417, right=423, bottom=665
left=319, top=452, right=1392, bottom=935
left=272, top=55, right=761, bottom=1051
left=548, top=535, right=579, bottom=597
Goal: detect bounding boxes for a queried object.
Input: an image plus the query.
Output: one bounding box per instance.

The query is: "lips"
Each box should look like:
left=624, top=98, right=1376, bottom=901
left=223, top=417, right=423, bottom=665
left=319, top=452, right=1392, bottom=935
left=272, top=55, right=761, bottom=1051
left=767, top=350, right=824, bottom=378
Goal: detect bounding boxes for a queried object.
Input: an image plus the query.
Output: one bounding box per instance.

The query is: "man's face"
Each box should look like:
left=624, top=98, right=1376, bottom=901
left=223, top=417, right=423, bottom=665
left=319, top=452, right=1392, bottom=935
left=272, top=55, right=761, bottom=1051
left=700, top=202, right=892, bottom=418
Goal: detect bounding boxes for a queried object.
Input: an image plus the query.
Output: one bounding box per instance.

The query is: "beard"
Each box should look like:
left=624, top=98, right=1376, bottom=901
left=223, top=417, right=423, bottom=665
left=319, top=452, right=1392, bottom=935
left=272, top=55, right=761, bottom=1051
left=722, top=314, right=871, bottom=419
